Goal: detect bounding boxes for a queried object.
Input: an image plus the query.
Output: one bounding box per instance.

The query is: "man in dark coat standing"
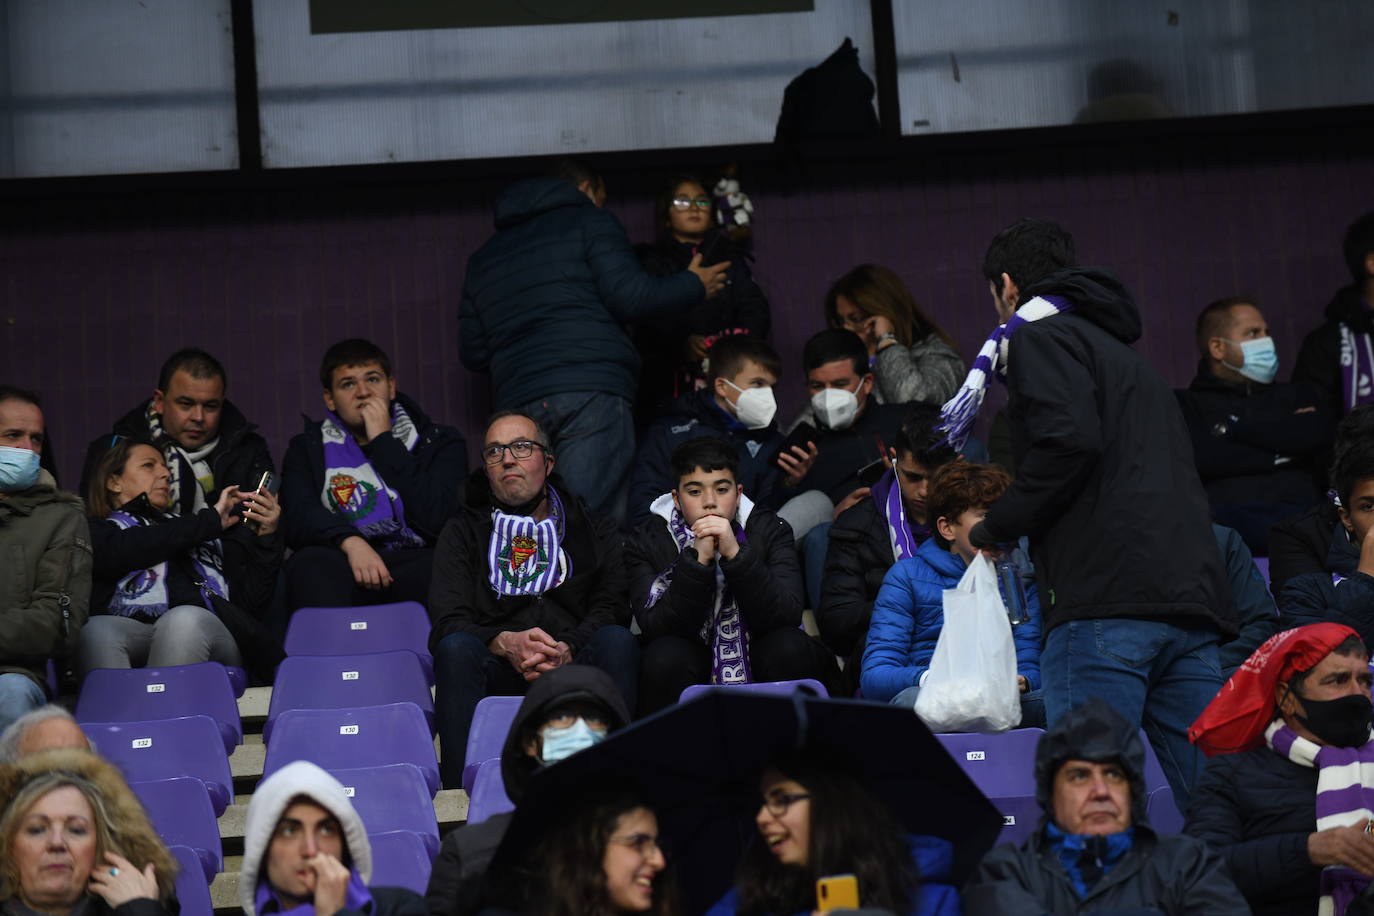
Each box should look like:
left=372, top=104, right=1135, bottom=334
left=948, top=219, right=1233, bottom=811
left=965, top=698, right=1247, bottom=915
left=1293, top=210, right=1374, bottom=417
left=459, top=160, right=730, bottom=517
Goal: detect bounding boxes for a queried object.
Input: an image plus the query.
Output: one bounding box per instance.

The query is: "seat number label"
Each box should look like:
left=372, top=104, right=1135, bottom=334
left=342, top=671, right=359, bottom=680
left=1002, top=815, right=1016, bottom=826
left=132, top=738, right=153, bottom=749
left=146, top=684, right=165, bottom=693
left=350, top=622, right=368, bottom=630
left=966, top=751, right=986, bottom=761
left=343, top=787, right=355, bottom=797
left=340, top=725, right=359, bottom=735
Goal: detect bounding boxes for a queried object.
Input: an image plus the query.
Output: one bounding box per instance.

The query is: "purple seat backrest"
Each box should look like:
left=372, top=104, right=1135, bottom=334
left=1137, top=729, right=1170, bottom=794
left=85, top=716, right=233, bottom=815
left=677, top=679, right=829, bottom=704
left=1146, top=785, right=1186, bottom=834
left=130, top=777, right=222, bottom=881
left=368, top=830, right=434, bottom=894
left=265, top=651, right=433, bottom=742
left=263, top=702, right=439, bottom=795
left=467, top=758, right=514, bottom=826
left=328, top=764, right=439, bottom=856
left=1253, top=556, right=1271, bottom=588
left=988, top=795, right=1042, bottom=847
left=286, top=603, right=433, bottom=683
left=462, top=696, right=523, bottom=794
left=935, top=728, right=1044, bottom=798
left=76, top=663, right=242, bottom=754
left=167, top=845, right=214, bottom=916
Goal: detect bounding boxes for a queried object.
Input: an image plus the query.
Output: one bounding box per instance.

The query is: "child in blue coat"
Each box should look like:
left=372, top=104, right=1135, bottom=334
left=861, top=462, right=1044, bottom=726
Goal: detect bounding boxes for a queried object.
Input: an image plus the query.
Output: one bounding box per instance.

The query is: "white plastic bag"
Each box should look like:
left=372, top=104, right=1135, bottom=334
left=912, top=553, right=1021, bottom=733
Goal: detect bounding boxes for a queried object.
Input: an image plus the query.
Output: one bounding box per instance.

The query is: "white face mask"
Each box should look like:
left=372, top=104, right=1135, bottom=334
left=812, top=387, right=860, bottom=430
left=723, top=380, right=777, bottom=430
left=538, top=717, right=606, bottom=764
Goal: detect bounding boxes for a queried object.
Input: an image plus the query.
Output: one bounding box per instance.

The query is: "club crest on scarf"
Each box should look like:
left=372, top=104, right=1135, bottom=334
left=117, top=567, right=159, bottom=600
left=318, top=405, right=425, bottom=550
left=486, top=487, right=570, bottom=597
left=498, top=533, right=550, bottom=588
left=328, top=473, right=379, bottom=520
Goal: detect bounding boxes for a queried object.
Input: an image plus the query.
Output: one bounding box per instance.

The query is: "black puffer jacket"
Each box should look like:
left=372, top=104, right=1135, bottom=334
left=1269, top=503, right=1343, bottom=597
left=427, top=471, right=628, bottom=654
left=424, top=666, right=631, bottom=916
left=1185, top=745, right=1321, bottom=916
left=1293, top=284, right=1373, bottom=416
left=974, top=268, right=1233, bottom=638
left=816, top=494, right=894, bottom=664
left=965, top=699, right=1249, bottom=915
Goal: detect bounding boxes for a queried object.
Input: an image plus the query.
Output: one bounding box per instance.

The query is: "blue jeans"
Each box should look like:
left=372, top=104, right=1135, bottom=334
left=517, top=392, right=634, bottom=519
left=1041, top=618, right=1221, bottom=812
left=433, top=625, right=640, bottom=789
left=0, top=673, right=47, bottom=735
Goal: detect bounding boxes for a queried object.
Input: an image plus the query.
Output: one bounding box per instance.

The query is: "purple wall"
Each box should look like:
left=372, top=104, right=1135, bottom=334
left=5, top=137, right=1371, bottom=491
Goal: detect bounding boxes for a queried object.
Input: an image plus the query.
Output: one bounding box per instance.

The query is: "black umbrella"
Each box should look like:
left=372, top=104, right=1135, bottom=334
left=493, top=689, right=1003, bottom=915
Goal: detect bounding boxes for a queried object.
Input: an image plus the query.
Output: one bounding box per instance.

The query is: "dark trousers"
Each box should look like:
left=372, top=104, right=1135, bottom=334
left=432, top=625, right=640, bottom=789
left=638, top=628, right=840, bottom=716
left=284, top=544, right=435, bottom=612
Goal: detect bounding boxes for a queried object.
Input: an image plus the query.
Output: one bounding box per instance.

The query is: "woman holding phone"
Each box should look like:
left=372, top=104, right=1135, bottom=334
left=75, top=437, right=282, bottom=679
left=707, top=751, right=960, bottom=916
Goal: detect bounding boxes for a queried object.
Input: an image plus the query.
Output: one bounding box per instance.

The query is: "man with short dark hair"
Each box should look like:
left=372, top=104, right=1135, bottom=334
left=281, top=338, right=467, bottom=611
left=1177, top=296, right=1332, bottom=556
left=1294, top=211, right=1374, bottom=416
left=427, top=411, right=637, bottom=789
left=81, top=348, right=273, bottom=515
left=627, top=335, right=784, bottom=527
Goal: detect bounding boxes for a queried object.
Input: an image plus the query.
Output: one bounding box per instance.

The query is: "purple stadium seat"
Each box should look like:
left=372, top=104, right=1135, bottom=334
left=935, top=728, right=1044, bottom=798
left=130, top=777, right=222, bottom=880
left=285, top=603, right=433, bottom=683
left=1147, top=785, right=1186, bottom=834
left=263, top=703, right=439, bottom=795
left=467, top=758, right=514, bottom=825
left=265, top=651, right=434, bottom=742
left=462, top=696, right=523, bottom=794
left=1138, top=729, right=1170, bottom=794
left=167, top=845, right=214, bottom=916
left=369, top=830, right=434, bottom=894
left=328, top=764, right=439, bottom=856
left=988, top=795, right=1042, bottom=847
left=85, top=715, right=233, bottom=815
left=1253, top=556, right=1271, bottom=588
left=677, top=679, right=829, bottom=703
left=76, top=663, right=242, bottom=754
left=225, top=665, right=247, bottom=697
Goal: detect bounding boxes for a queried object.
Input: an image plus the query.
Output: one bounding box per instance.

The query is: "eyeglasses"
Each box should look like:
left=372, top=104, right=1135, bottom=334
left=482, top=439, right=544, bottom=465
left=670, top=197, right=712, bottom=211
left=611, top=832, right=665, bottom=859
left=761, top=792, right=811, bottom=817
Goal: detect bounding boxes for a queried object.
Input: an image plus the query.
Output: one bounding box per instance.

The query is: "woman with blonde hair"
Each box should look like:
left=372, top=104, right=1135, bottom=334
left=0, top=748, right=177, bottom=916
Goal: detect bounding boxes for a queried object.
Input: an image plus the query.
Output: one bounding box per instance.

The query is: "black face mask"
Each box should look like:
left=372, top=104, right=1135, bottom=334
left=492, top=488, right=546, bottom=518
left=1295, top=691, right=1374, bottom=748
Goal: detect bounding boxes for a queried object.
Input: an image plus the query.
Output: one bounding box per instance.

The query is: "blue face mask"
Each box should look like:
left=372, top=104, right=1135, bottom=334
left=1224, top=336, right=1279, bottom=385
left=538, top=717, right=606, bottom=764
left=0, top=446, right=40, bottom=493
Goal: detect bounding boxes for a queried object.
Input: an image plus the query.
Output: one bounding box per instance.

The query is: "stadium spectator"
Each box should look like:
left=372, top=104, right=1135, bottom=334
left=425, top=666, right=631, bottom=916
left=1188, top=624, right=1374, bottom=916
left=706, top=749, right=960, bottom=916
left=1177, top=296, right=1332, bottom=556
left=633, top=173, right=771, bottom=419
left=0, top=387, right=90, bottom=732
left=460, top=159, right=729, bottom=517
left=0, top=706, right=91, bottom=763
left=965, top=698, right=1247, bottom=914
left=281, top=338, right=466, bottom=611
left=0, top=748, right=178, bottom=916
left=627, top=438, right=837, bottom=714
left=943, top=218, right=1231, bottom=809
left=240, top=760, right=426, bottom=916
left=824, top=263, right=963, bottom=407
left=1211, top=524, right=1279, bottom=679
left=1293, top=210, right=1374, bottom=416
left=428, top=411, right=638, bottom=789
left=627, top=335, right=783, bottom=528
left=1278, top=434, right=1374, bottom=647
left=78, top=348, right=273, bottom=519
left=816, top=403, right=958, bottom=682
left=76, top=438, right=279, bottom=678
left=860, top=462, right=1044, bottom=726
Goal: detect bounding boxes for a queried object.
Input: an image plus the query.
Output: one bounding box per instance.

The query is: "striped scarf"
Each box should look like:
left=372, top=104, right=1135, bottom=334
left=936, top=295, right=1074, bottom=451
left=870, top=466, right=923, bottom=562
left=486, top=486, right=570, bottom=597
left=146, top=405, right=216, bottom=515
left=1266, top=720, right=1374, bottom=915
left=1339, top=322, right=1374, bottom=412
left=319, top=403, right=425, bottom=551
left=106, top=509, right=228, bottom=619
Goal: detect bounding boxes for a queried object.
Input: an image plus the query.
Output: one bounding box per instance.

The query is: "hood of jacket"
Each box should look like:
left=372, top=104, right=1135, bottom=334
left=1324, top=283, right=1374, bottom=331
left=240, top=761, right=371, bottom=916
left=649, top=489, right=756, bottom=529
left=500, top=665, right=632, bottom=801
left=493, top=178, right=594, bottom=231
left=1034, top=697, right=1148, bottom=827
left=1187, top=360, right=1265, bottom=396
left=0, top=470, right=83, bottom=519
left=1023, top=266, right=1142, bottom=346
left=915, top=534, right=967, bottom=578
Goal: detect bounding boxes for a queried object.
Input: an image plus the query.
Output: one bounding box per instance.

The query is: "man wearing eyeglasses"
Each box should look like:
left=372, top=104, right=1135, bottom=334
left=426, top=410, right=639, bottom=789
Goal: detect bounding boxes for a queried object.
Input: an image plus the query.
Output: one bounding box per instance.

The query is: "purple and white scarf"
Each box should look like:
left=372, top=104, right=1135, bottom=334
left=254, top=868, right=373, bottom=916
left=1267, top=720, right=1374, bottom=915
left=147, top=405, right=217, bottom=515
left=936, top=295, right=1074, bottom=451
left=319, top=403, right=425, bottom=551
left=643, top=492, right=752, bottom=685
left=1339, top=323, right=1374, bottom=413
left=870, top=466, right=926, bottom=562
left=106, top=509, right=228, bottom=618
left=486, top=486, right=570, bottom=597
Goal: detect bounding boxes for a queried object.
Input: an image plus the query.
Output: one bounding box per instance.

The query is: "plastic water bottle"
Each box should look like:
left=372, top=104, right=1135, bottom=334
left=996, top=556, right=1030, bottom=625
